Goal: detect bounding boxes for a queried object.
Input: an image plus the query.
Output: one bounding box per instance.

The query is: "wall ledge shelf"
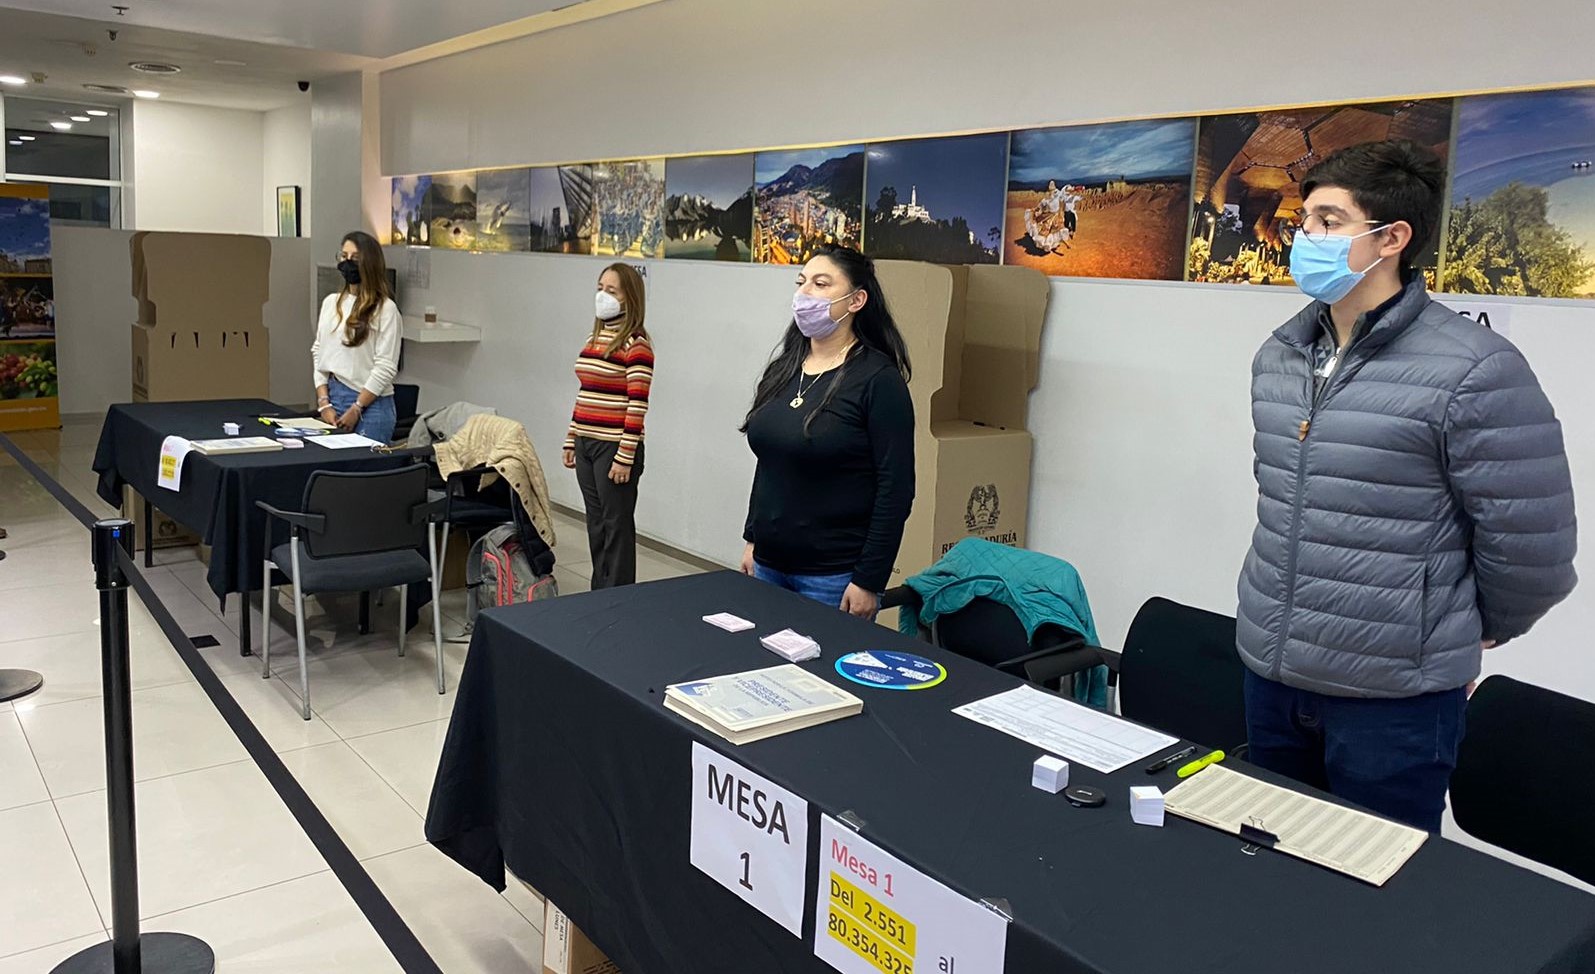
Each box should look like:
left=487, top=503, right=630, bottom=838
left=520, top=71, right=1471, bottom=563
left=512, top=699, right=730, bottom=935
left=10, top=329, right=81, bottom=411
left=403, top=318, right=481, bottom=343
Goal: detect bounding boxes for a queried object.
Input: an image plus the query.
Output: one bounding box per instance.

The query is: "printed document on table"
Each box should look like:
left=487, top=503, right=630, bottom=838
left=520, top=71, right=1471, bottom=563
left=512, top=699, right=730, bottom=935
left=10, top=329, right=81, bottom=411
left=1163, top=764, right=1427, bottom=886
left=156, top=436, right=194, bottom=490
left=953, top=685, right=1177, bottom=772
left=668, top=665, right=859, bottom=733
left=308, top=433, right=383, bottom=449
left=270, top=416, right=336, bottom=430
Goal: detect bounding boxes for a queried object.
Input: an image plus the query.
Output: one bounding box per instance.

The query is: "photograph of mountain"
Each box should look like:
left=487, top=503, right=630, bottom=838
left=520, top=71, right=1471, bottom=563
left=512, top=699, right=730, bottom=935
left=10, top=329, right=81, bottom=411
left=1187, top=100, right=1452, bottom=285
left=424, top=172, right=478, bottom=251
left=664, top=154, right=754, bottom=261
left=1005, top=119, right=1194, bottom=280
left=475, top=168, right=532, bottom=253
left=864, top=134, right=1007, bottom=264
left=1444, top=88, right=1595, bottom=298
left=754, top=145, right=865, bottom=264
left=390, top=175, right=432, bottom=245
left=593, top=159, right=665, bottom=259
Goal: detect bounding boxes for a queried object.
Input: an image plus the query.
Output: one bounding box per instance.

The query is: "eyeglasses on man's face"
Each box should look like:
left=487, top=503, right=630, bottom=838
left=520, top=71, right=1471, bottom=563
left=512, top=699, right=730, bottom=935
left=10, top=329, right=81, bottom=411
left=1293, top=209, right=1386, bottom=242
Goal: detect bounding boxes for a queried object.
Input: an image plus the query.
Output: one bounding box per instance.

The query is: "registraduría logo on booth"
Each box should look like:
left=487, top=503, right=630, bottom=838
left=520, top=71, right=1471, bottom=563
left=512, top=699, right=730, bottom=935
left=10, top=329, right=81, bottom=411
left=965, top=484, right=1000, bottom=531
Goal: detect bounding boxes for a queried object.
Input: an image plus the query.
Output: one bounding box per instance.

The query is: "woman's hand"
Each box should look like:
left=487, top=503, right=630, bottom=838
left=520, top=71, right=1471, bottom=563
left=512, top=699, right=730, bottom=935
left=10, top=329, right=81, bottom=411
left=840, top=584, right=878, bottom=619
left=562, top=448, right=576, bottom=469
left=319, top=405, right=337, bottom=426
left=608, top=461, right=632, bottom=485
left=740, top=543, right=756, bottom=576
left=336, top=406, right=361, bottom=432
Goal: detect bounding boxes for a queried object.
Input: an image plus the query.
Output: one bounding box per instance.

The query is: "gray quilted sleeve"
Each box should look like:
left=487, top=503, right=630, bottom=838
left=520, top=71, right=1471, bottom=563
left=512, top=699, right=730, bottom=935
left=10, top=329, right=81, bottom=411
left=1445, top=348, right=1578, bottom=644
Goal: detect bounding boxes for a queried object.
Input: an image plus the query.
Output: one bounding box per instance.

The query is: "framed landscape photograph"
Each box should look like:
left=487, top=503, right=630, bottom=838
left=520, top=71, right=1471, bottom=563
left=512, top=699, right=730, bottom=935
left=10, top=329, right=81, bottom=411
left=276, top=185, right=301, bottom=238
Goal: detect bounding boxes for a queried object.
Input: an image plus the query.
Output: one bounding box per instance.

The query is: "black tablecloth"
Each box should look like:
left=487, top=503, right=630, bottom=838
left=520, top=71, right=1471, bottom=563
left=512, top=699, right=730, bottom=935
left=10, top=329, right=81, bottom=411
left=425, top=571, right=1595, bottom=974
left=92, top=399, right=405, bottom=597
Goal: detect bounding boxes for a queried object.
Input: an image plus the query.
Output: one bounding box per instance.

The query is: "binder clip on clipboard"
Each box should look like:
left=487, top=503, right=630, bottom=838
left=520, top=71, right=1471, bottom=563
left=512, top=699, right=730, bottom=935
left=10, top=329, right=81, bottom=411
left=1239, top=816, right=1279, bottom=856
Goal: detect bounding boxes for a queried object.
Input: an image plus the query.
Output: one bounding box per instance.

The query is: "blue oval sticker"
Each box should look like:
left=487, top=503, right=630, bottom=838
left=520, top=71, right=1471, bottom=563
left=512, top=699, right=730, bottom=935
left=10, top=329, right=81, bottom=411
left=835, top=651, right=947, bottom=691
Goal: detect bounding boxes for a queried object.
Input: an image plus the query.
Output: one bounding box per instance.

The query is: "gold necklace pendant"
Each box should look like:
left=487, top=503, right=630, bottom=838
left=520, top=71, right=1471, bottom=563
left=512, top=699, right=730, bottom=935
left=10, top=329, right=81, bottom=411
left=789, top=395, right=804, bottom=408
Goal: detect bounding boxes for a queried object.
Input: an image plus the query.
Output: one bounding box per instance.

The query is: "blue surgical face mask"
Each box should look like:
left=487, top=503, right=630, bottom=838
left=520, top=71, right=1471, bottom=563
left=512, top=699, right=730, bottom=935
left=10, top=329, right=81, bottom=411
left=1288, top=224, right=1387, bottom=303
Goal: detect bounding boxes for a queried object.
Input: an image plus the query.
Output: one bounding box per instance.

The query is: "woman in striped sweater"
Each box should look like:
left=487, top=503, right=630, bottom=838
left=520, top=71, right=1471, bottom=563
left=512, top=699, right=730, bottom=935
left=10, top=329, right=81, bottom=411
left=562, top=263, right=655, bottom=588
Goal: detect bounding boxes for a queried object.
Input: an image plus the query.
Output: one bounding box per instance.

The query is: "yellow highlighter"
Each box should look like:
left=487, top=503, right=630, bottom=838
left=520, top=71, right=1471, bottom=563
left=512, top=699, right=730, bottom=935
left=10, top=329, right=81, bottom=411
left=1175, top=749, right=1226, bottom=779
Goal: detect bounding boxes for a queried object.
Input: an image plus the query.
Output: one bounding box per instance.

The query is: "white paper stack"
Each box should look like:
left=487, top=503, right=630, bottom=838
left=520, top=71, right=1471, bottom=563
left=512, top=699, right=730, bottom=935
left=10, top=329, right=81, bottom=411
left=759, top=628, right=820, bottom=662
left=188, top=436, right=284, bottom=456
left=1130, top=785, right=1165, bottom=827
left=1031, top=755, right=1070, bottom=794
left=703, top=612, right=755, bottom=633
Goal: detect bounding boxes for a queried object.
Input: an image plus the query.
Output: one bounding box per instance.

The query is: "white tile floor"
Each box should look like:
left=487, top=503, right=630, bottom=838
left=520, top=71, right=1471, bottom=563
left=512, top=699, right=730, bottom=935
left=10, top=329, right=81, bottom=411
left=0, top=415, right=707, bottom=970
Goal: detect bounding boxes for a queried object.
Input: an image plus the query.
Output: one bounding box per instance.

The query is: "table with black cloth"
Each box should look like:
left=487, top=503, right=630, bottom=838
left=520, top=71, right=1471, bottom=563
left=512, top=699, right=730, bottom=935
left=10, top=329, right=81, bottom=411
left=92, top=399, right=406, bottom=654
left=424, top=571, right=1595, bottom=974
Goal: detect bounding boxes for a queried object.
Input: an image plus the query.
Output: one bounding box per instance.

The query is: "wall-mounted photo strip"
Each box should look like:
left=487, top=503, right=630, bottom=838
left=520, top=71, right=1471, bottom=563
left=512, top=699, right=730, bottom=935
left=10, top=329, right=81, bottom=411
left=864, top=133, right=1007, bottom=264
left=1444, top=88, right=1595, bottom=299
left=529, top=165, right=596, bottom=255
left=1187, top=100, right=1453, bottom=286
left=474, top=168, right=533, bottom=253
left=1005, top=119, right=1194, bottom=280
left=754, top=145, right=864, bottom=264
left=425, top=172, right=478, bottom=251
left=391, top=175, right=432, bottom=245
left=664, top=154, right=755, bottom=261
left=593, top=159, right=666, bottom=259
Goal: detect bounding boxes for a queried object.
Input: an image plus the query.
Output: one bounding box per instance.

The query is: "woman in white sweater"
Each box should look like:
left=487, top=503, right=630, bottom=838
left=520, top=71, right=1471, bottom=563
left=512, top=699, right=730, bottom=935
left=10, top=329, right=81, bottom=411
left=312, top=231, right=403, bottom=442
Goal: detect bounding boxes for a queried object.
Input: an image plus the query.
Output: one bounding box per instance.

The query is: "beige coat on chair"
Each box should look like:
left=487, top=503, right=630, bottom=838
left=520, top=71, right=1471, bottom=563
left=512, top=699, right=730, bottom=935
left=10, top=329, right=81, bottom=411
left=432, top=414, right=556, bottom=547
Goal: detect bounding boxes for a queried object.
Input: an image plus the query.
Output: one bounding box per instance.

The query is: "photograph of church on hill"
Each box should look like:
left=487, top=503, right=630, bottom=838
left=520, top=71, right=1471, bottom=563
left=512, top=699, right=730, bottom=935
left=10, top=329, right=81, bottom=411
left=863, top=134, right=1007, bottom=263
left=1187, top=100, right=1452, bottom=285
left=664, top=154, right=754, bottom=261
left=754, top=145, right=865, bottom=264
left=528, top=165, right=595, bottom=255
left=1005, top=118, right=1195, bottom=280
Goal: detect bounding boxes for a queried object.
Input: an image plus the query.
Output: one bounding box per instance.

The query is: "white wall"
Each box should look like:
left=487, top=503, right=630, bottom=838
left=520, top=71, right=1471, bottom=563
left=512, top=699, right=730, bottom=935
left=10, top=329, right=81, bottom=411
left=376, top=0, right=1595, bottom=713
left=263, top=101, right=312, bottom=237
left=52, top=226, right=316, bottom=414
left=128, top=101, right=266, bottom=234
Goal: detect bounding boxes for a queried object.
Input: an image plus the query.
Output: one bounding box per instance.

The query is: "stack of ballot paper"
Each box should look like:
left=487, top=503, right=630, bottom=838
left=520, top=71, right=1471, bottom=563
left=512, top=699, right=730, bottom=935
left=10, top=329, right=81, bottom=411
left=189, top=436, right=283, bottom=456
left=664, top=664, right=861, bottom=745
left=759, top=629, right=820, bottom=662
left=1130, top=786, right=1165, bottom=827
left=703, top=613, right=754, bottom=633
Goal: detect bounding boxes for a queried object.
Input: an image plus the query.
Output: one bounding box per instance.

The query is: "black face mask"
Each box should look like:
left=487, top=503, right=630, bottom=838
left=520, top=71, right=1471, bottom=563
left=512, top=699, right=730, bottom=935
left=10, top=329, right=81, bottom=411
left=337, top=259, right=361, bottom=285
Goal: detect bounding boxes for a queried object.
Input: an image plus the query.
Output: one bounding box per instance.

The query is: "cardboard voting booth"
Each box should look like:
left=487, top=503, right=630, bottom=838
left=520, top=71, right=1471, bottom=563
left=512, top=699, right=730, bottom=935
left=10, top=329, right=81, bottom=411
left=875, top=261, right=1049, bottom=602
left=124, top=232, right=273, bottom=548
left=542, top=899, right=621, bottom=974
left=130, top=231, right=272, bottom=403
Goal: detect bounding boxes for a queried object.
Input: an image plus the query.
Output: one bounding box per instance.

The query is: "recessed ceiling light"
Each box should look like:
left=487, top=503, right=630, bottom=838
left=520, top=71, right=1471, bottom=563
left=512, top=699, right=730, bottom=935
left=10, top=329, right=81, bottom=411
left=18, top=135, right=36, bottom=141
left=132, top=90, right=159, bottom=99
left=70, top=115, right=91, bottom=122
left=0, top=75, right=26, bottom=86
left=50, top=121, right=72, bottom=130
left=129, top=61, right=182, bottom=75
left=86, top=109, right=110, bottom=117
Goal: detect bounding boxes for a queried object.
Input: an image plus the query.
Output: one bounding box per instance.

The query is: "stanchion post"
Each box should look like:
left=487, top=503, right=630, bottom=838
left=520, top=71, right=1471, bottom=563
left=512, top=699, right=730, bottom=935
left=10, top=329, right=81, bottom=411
left=52, top=519, right=215, bottom=974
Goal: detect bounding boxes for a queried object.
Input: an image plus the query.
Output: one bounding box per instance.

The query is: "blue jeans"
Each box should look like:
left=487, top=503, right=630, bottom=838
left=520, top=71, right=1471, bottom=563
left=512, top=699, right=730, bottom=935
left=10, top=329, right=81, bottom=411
left=753, top=563, right=854, bottom=610
left=328, top=376, right=396, bottom=443
left=1243, top=669, right=1466, bottom=832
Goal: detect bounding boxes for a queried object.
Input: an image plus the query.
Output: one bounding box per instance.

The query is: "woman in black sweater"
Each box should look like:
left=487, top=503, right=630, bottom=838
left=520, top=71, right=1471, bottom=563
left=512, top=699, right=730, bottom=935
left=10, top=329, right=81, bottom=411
left=740, top=245, right=915, bottom=618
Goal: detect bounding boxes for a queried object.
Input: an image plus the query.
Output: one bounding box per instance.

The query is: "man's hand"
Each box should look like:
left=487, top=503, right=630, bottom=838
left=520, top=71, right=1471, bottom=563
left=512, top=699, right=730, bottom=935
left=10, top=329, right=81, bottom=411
left=840, top=584, right=878, bottom=619
left=740, top=543, right=756, bottom=576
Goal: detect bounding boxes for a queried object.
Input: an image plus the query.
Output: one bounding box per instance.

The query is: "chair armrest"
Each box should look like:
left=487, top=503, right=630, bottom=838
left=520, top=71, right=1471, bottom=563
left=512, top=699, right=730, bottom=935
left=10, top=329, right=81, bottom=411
left=444, top=464, right=496, bottom=495
left=878, top=586, right=921, bottom=611
left=254, top=500, right=326, bottom=533
left=411, top=496, right=449, bottom=524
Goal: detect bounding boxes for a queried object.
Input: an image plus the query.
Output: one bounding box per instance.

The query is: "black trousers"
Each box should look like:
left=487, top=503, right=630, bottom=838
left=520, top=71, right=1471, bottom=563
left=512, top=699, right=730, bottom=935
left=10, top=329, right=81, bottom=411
left=573, top=437, right=642, bottom=589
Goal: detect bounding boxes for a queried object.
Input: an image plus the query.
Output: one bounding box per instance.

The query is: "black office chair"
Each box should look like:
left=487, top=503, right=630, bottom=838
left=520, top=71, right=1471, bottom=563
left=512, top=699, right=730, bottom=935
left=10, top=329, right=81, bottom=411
left=1451, top=676, right=1595, bottom=887
left=881, top=588, right=1103, bottom=692
left=1097, top=596, right=1249, bottom=752
left=391, top=383, right=421, bottom=443
left=257, top=463, right=444, bottom=720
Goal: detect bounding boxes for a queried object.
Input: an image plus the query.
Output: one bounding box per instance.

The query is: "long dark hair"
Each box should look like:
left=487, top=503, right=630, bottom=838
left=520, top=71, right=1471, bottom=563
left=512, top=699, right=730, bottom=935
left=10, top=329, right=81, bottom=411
left=740, top=245, right=911, bottom=434
left=336, top=230, right=392, bottom=348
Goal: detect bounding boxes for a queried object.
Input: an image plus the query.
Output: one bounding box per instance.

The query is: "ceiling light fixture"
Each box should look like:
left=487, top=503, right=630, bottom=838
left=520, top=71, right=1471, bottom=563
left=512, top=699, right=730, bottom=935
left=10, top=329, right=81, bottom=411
left=7, top=140, right=21, bottom=146
left=0, top=75, right=27, bottom=86
left=129, top=61, right=181, bottom=75
left=213, top=59, right=247, bottom=67
left=18, top=135, right=36, bottom=141
left=50, top=121, right=72, bottom=130
left=86, top=109, right=110, bottom=117
left=70, top=115, right=91, bottom=122
left=132, top=89, right=159, bottom=99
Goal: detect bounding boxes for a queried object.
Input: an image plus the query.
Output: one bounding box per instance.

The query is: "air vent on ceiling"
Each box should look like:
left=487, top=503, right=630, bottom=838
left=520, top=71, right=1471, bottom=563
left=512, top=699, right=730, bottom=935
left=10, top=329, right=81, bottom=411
left=129, top=61, right=181, bottom=75
left=83, top=83, right=131, bottom=94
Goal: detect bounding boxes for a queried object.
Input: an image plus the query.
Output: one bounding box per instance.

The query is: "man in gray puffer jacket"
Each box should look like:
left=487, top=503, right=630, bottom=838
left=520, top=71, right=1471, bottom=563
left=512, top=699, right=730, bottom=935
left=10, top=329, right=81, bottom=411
left=1238, top=140, right=1577, bottom=832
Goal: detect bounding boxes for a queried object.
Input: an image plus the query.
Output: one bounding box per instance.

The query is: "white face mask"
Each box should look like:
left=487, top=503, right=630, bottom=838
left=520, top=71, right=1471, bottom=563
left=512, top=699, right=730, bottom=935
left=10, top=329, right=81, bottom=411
left=595, top=290, right=623, bottom=320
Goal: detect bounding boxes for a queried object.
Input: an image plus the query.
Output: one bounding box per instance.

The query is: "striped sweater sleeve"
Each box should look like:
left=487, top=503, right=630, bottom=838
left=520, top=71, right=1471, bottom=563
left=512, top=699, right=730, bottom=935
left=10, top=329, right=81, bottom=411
left=616, top=336, right=654, bottom=466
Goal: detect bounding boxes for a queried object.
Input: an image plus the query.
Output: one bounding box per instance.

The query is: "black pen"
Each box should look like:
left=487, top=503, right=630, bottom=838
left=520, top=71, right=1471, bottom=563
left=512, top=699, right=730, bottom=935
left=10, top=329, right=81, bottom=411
left=1144, top=745, right=1197, bottom=774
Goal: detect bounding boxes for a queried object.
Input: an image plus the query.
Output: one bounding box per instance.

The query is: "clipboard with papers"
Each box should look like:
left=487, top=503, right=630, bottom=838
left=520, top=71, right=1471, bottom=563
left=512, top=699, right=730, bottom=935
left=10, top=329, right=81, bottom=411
left=1163, top=763, right=1428, bottom=886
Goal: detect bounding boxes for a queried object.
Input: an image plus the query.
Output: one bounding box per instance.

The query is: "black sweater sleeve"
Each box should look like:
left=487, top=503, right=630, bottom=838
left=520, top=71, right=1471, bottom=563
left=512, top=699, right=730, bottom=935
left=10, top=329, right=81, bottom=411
left=851, top=368, right=916, bottom=592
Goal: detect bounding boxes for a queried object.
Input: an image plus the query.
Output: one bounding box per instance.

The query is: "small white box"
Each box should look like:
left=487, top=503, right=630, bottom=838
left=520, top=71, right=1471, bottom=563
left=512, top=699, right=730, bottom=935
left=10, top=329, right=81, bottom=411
left=1130, top=785, right=1165, bottom=827
left=703, top=612, right=755, bottom=633
left=1031, top=755, right=1070, bottom=793
left=222, top=422, right=240, bottom=436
